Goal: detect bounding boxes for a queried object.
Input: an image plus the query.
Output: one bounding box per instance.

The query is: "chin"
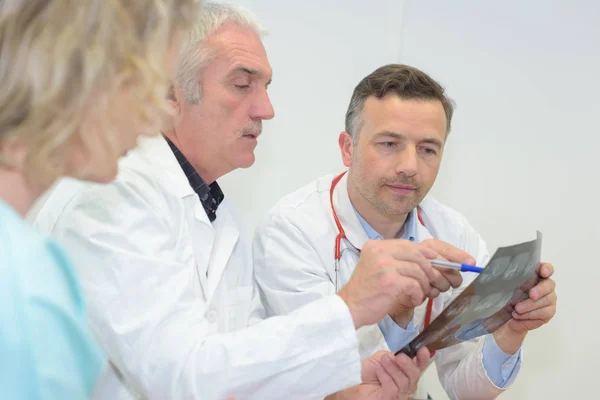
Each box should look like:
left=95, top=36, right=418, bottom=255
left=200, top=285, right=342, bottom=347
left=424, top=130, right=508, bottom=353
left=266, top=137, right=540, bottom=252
left=76, top=163, right=119, bottom=184
left=236, top=153, right=256, bottom=169
left=95, top=171, right=119, bottom=184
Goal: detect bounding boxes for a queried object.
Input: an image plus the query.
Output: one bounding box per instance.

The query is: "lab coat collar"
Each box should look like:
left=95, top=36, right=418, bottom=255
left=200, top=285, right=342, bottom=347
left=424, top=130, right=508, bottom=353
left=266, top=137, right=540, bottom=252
left=205, top=201, right=240, bottom=300
left=331, top=172, right=370, bottom=250
left=137, top=136, right=196, bottom=198
left=136, top=136, right=212, bottom=226
left=413, top=198, right=435, bottom=242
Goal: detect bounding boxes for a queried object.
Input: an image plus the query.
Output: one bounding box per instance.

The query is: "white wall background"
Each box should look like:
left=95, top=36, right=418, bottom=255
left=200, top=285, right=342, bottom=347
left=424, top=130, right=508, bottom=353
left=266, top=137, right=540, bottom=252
left=399, top=1, right=599, bottom=398
left=219, top=0, right=406, bottom=231
left=220, top=0, right=600, bottom=398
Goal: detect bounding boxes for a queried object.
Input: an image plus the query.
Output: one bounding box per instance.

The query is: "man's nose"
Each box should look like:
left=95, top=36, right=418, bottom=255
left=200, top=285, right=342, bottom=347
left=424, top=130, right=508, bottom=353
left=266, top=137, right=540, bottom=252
left=250, top=88, right=275, bottom=120
left=395, top=145, right=418, bottom=176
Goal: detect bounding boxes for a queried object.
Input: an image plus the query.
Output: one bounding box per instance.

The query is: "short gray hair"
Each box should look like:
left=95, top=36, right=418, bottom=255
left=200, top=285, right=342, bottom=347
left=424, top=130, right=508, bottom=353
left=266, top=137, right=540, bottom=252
left=176, top=2, right=267, bottom=103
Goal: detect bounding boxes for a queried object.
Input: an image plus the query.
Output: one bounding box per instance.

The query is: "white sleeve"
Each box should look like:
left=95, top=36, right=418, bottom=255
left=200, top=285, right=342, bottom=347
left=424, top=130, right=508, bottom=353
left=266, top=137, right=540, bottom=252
left=434, top=217, right=509, bottom=400
left=253, top=213, right=389, bottom=360
left=253, top=214, right=337, bottom=316
left=53, top=180, right=361, bottom=400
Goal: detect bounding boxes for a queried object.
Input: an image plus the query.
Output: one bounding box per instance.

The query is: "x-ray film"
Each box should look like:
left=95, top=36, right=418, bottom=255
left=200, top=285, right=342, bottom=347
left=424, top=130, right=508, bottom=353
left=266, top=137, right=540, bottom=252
left=396, top=232, right=542, bottom=358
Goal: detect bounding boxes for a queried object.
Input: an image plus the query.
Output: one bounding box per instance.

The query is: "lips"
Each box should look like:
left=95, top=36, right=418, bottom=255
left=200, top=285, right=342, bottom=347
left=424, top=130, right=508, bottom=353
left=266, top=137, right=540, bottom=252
left=388, top=184, right=416, bottom=190
left=243, top=132, right=259, bottom=139
left=385, top=184, right=417, bottom=195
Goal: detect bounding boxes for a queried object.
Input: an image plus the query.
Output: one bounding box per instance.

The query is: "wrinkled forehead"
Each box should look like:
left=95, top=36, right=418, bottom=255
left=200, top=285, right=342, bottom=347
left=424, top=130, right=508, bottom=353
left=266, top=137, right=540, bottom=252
left=204, top=22, right=273, bottom=80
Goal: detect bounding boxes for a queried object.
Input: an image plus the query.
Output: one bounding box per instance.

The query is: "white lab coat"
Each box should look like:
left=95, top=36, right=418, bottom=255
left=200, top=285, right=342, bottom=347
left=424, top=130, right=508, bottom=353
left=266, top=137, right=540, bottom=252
left=28, top=138, right=362, bottom=400
left=253, top=173, right=514, bottom=400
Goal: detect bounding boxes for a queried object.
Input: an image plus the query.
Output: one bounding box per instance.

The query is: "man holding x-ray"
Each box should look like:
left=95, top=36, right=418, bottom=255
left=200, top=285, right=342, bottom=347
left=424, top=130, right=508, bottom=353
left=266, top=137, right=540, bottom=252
left=253, top=64, right=558, bottom=399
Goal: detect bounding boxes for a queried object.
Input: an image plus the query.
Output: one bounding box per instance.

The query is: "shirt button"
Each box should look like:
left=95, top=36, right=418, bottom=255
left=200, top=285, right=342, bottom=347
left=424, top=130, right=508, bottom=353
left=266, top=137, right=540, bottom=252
left=205, top=310, right=217, bottom=323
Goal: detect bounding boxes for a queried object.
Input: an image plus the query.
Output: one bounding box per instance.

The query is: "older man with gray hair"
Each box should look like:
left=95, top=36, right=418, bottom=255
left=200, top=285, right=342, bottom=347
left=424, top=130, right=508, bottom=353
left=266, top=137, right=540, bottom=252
left=28, top=3, right=451, bottom=399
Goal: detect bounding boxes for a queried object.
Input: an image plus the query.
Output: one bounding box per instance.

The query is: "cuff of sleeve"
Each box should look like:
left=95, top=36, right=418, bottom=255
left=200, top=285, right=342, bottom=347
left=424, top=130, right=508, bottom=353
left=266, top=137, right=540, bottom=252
left=482, top=334, right=523, bottom=388
left=377, top=314, right=419, bottom=353
left=330, top=295, right=363, bottom=383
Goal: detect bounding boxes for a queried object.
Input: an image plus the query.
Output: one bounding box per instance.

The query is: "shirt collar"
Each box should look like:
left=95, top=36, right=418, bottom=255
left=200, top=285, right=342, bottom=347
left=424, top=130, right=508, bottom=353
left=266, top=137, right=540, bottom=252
left=165, top=137, right=224, bottom=222
left=353, top=207, right=417, bottom=242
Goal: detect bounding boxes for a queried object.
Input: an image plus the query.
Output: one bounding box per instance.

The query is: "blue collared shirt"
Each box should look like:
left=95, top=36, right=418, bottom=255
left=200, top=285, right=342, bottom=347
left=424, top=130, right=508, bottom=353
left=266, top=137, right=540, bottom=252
left=353, top=207, right=522, bottom=388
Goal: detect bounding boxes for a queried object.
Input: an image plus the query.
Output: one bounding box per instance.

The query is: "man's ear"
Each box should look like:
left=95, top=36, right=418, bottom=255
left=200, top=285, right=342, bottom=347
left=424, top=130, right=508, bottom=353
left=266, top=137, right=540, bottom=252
left=339, top=131, right=354, bottom=168
left=166, top=84, right=182, bottom=125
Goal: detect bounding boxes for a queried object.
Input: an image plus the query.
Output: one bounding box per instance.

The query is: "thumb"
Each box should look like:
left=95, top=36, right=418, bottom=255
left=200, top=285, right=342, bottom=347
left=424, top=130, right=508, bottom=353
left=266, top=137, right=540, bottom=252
left=414, top=346, right=431, bottom=370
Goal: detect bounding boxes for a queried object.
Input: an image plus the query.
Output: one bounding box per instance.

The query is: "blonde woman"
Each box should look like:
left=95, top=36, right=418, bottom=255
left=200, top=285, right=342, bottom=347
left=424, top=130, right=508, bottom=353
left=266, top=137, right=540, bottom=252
left=0, top=0, right=199, bottom=398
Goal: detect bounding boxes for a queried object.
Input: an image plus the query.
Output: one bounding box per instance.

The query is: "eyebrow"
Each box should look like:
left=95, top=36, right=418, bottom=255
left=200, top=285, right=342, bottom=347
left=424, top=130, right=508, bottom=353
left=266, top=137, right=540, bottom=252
left=232, top=67, right=272, bottom=86
left=374, top=131, right=444, bottom=149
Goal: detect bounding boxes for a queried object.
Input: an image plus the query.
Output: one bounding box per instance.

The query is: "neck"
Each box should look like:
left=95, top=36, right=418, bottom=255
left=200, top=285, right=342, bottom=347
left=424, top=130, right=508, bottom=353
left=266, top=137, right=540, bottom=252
left=162, top=129, right=226, bottom=185
left=347, top=178, right=409, bottom=240
left=0, top=168, right=42, bottom=217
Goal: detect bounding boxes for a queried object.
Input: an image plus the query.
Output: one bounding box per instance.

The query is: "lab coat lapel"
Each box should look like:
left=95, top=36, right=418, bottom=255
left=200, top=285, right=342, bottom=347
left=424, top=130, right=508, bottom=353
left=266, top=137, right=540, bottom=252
left=412, top=219, right=434, bottom=330
left=331, top=172, right=370, bottom=250
left=187, top=198, right=212, bottom=298
left=146, top=137, right=211, bottom=299
left=413, top=204, right=442, bottom=330
left=414, top=211, right=434, bottom=243
left=205, top=200, right=239, bottom=302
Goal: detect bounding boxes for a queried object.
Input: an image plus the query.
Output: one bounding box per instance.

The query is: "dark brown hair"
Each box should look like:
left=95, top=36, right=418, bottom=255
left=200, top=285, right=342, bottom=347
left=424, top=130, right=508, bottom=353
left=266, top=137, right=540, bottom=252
left=345, top=64, right=454, bottom=140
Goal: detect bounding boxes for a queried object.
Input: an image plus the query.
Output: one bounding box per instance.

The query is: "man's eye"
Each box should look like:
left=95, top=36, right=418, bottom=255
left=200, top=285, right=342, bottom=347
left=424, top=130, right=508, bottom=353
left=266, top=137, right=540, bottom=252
left=420, top=147, right=437, bottom=155
left=234, top=84, right=250, bottom=90
left=380, top=142, right=397, bottom=148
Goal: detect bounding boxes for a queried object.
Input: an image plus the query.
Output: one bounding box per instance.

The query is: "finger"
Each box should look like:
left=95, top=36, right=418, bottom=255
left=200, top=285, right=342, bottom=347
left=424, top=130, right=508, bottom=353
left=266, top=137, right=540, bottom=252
left=393, top=260, right=432, bottom=296
left=431, top=267, right=463, bottom=291
left=436, top=267, right=463, bottom=289
left=421, top=239, right=476, bottom=265
left=414, top=346, right=431, bottom=370
left=516, top=291, right=557, bottom=314
left=529, top=278, right=556, bottom=301
left=386, top=239, right=437, bottom=261
left=394, top=353, right=422, bottom=394
left=536, top=262, right=554, bottom=278
left=512, top=305, right=556, bottom=322
left=376, top=241, right=437, bottom=290
left=375, top=367, right=398, bottom=400
left=389, top=249, right=448, bottom=294
left=507, top=318, right=544, bottom=332
left=379, top=355, right=403, bottom=398
left=405, top=246, right=461, bottom=293
left=425, top=268, right=450, bottom=294
left=392, top=277, right=428, bottom=309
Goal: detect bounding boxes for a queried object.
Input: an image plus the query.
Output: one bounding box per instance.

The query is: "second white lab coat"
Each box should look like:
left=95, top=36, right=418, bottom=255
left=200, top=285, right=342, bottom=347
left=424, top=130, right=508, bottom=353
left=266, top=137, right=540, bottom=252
left=28, top=138, right=362, bottom=400
left=253, top=172, right=514, bottom=400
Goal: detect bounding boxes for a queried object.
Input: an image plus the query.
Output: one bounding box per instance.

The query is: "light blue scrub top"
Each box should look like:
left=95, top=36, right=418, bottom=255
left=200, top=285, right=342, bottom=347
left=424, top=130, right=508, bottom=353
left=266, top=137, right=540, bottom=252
left=0, top=200, right=104, bottom=399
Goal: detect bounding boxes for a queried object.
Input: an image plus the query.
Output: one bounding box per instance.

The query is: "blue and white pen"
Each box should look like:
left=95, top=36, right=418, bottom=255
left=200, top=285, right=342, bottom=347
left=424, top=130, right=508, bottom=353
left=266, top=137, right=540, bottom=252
left=430, top=259, right=484, bottom=274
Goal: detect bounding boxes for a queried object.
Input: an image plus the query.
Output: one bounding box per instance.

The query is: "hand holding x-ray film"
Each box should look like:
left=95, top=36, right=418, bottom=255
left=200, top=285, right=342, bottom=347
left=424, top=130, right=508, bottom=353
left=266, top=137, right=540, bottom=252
left=397, top=232, right=542, bottom=357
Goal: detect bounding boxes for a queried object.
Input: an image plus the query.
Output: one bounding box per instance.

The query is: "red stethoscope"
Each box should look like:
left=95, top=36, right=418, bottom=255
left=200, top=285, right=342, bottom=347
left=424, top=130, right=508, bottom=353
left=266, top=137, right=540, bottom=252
left=329, top=171, right=435, bottom=332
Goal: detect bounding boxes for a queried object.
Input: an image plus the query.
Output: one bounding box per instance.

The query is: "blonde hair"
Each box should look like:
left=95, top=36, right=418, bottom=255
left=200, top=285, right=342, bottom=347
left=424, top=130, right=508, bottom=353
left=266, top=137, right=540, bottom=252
left=0, top=0, right=201, bottom=184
